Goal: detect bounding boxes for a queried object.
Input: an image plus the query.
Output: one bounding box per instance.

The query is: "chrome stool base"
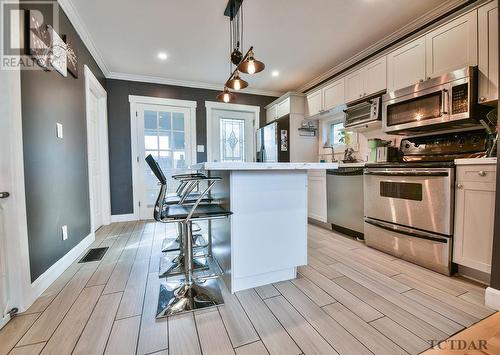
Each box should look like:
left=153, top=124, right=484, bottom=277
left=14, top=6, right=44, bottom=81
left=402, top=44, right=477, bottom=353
left=161, top=234, right=206, bottom=253
left=159, top=254, right=208, bottom=277
left=156, top=278, right=224, bottom=318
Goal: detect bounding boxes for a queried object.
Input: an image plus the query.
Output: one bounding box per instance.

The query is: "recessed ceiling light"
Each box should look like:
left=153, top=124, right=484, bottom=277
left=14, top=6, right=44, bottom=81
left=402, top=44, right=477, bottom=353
left=157, top=52, right=168, bottom=60
left=272, top=71, right=280, bottom=77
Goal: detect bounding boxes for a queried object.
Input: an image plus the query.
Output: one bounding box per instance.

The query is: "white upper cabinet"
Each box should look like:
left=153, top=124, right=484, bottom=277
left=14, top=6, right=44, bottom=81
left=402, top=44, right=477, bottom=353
left=364, top=56, right=387, bottom=95
left=425, top=11, right=478, bottom=78
left=345, top=69, right=365, bottom=103
left=478, top=0, right=498, bottom=104
left=387, top=37, right=426, bottom=92
left=345, top=57, right=387, bottom=103
left=277, top=97, right=290, bottom=118
left=306, top=90, right=322, bottom=117
left=266, top=105, right=278, bottom=123
left=322, top=78, right=345, bottom=111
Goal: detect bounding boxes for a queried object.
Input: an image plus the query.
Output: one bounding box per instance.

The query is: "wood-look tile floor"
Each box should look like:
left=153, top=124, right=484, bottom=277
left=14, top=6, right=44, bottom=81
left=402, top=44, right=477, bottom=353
left=0, top=221, right=496, bottom=355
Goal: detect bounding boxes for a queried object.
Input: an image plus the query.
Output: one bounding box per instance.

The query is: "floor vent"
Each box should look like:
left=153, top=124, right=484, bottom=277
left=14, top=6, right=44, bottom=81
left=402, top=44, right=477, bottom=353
left=79, top=247, right=108, bottom=263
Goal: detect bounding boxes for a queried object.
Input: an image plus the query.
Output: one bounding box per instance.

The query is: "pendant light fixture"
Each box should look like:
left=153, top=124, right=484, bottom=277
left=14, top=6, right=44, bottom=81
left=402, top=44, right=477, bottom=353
left=217, top=87, right=236, bottom=103
left=217, top=0, right=265, bottom=102
left=226, top=71, right=248, bottom=90
left=238, top=49, right=265, bottom=74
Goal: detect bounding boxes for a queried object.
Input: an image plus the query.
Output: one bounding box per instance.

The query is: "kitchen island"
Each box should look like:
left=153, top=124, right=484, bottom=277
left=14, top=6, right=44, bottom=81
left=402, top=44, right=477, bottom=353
left=192, top=162, right=338, bottom=293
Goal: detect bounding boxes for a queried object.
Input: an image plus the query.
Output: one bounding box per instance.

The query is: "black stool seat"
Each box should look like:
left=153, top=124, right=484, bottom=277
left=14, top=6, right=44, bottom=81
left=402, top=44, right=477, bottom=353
left=165, top=204, right=232, bottom=220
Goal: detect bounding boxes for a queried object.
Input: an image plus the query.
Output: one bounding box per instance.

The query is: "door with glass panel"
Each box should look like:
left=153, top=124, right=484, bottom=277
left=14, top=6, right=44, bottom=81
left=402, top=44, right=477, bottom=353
left=136, top=104, right=194, bottom=219
left=208, top=109, right=256, bottom=162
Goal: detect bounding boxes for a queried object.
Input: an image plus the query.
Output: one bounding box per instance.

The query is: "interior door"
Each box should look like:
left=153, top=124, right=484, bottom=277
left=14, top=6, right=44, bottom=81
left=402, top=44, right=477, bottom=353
left=87, top=90, right=103, bottom=230
left=208, top=109, right=256, bottom=162
left=0, top=91, right=12, bottom=330
left=137, top=104, right=194, bottom=219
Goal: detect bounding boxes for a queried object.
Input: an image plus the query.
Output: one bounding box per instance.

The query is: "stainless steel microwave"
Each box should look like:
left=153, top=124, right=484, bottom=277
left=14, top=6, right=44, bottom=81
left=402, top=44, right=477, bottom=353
left=344, top=95, right=381, bottom=130
left=382, top=67, right=483, bottom=134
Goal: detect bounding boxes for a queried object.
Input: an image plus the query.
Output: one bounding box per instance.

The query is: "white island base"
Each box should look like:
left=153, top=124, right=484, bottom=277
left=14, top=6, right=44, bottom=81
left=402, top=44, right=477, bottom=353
left=193, top=162, right=337, bottom=293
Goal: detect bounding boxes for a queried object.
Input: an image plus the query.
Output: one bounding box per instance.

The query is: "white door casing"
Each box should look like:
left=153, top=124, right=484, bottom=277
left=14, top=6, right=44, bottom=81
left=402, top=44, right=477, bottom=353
left=205, top=101, right=259, bottom=163
left=129, top=96, right=197, bottom=220
left=0, top=54, right=32, bottom=326
left=84, top=65, right=111, bottom=232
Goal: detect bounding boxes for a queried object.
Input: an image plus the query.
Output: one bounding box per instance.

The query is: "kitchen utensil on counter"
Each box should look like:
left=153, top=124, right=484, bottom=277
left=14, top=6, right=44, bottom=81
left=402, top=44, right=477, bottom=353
left=368, top=138, right=390, bottom=162
left=376, top=146, right=399, bottom=162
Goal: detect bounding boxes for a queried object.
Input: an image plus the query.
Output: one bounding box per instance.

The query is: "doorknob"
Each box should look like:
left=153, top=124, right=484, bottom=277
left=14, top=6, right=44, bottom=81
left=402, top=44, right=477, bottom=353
left=0, top=192, right=10, bottom=198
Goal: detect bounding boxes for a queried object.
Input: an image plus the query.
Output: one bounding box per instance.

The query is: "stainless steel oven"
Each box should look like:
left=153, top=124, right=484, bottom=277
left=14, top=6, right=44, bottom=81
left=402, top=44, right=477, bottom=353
left=364, top=165, right=455, bottom=275
left=344, top=95, right=381, bottom=130
left=382, top=67, right=481, bottom=134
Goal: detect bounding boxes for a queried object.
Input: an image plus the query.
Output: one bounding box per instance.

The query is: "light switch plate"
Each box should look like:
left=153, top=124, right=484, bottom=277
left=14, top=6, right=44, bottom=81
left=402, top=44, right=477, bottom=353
left=56, top=123, right=63, bottom=138
left=197, top=145, right=205, bottom=153
left=62, top=225, right=68, bottom=240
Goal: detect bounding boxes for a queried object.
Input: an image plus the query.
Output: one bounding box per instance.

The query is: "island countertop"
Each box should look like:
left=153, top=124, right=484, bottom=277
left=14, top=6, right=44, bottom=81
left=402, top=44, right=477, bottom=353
left=192, top=162, right=339, bottom=170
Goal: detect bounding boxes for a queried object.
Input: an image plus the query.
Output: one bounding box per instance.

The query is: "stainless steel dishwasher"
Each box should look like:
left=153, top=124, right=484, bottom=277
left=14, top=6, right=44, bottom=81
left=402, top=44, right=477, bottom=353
left=327, top=167, right=364, bottom=239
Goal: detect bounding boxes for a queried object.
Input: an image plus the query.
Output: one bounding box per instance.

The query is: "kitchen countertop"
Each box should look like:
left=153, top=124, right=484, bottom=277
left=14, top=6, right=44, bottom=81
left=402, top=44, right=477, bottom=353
left=192, top=162, right=339, bottom=170
left=454, top=157, right=497, bottom=165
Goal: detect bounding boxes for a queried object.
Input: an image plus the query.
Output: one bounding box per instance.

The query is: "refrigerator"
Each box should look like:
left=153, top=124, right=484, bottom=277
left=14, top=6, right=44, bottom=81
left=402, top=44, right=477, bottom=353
left=256, top=115, right=290, bottom=162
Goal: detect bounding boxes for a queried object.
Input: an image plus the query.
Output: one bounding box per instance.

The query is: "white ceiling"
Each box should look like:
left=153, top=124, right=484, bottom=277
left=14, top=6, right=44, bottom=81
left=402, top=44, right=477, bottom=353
left=69, top=0, right=457, bottom=95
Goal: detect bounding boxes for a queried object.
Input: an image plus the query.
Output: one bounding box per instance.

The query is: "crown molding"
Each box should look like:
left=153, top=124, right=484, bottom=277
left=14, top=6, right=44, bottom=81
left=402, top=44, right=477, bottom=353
left=57, top=0, right=110, bottom=76
left=297, top=0, right=475, bottom=92
left=107, top=71, right=282, bottom=97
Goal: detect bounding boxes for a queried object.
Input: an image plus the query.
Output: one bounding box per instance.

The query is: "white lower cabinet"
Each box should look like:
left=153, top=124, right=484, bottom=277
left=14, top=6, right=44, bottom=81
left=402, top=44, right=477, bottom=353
left=308, top=170, right=327, bottom=223
left=453, top=163, right=497, bottom=274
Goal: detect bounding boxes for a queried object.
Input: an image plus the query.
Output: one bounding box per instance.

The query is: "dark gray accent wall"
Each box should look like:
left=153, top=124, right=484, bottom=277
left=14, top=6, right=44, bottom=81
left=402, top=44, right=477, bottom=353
left=106, top=79, right=276, bottom=215
left=21, top=5, right=105, bottom=281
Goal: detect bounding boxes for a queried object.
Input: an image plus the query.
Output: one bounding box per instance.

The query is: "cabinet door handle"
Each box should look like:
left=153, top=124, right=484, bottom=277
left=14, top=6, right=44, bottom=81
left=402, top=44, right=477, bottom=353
left=478, top=170, right=486, bottom=177
left=457, top=183, right=464, bottom=189
left=0, top=192, right=9, bottom=198
left=480, top=96, right=486, bottom=102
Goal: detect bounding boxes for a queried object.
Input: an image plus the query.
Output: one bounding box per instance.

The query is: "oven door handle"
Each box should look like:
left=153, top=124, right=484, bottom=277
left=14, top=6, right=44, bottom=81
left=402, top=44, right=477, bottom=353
left=441, top=89, right=449, bottom=116
left=364, top=171, right=449, bottom=177
left=364, top=218, right=450, bottom=243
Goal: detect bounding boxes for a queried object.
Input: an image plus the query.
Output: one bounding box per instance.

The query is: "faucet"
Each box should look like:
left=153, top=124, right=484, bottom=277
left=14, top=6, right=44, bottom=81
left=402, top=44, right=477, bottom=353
left=323, top=143, right=338, bottom=163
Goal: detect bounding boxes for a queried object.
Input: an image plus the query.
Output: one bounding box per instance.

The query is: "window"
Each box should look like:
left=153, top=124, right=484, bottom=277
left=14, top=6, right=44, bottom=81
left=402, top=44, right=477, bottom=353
left=219, top=118, right=245, bottom=162
left=329, top=121, right=345, bottom=146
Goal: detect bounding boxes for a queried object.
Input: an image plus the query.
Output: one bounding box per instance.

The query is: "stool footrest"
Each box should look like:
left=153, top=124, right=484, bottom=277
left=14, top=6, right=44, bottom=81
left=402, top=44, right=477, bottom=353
left=159, top=253, right=208, bottom=278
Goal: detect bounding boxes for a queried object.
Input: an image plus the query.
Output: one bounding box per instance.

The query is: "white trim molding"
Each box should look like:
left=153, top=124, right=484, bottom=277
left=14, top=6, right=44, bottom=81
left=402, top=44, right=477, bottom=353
left=111, top=72, right=282, bottom=98
left=111, top=214, right=139, bottom=223
left=84, top=65, right=111, bottom=231
left=297, top=0, right=477, bottom=92
left=31, top=233, right=94, bottom=301
left=57, top=0, right=110, bottom=76
left=129, top=95, right=197, bottom=108
left=485, top=287, right=500, bottom=310
left=205, top=101, right=260, bottom=163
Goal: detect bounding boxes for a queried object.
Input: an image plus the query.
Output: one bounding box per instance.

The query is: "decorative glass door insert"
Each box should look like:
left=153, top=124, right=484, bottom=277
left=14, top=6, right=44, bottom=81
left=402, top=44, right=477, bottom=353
left=220, top=118, right=245, bottom=162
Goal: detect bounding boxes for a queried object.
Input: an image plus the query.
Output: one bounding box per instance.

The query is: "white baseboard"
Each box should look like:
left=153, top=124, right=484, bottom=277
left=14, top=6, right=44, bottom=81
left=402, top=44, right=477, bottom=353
left=485, top=287, right=500, bottom=310
left=111, top=213, right=138, bottom=223
left=30, top=232, right=95, bottom=301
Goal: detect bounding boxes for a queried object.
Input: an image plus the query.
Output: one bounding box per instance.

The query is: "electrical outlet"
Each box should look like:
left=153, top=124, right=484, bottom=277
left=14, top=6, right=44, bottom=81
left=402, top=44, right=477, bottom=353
left=62, top=225, right=68, bottom=240
left=56, top=123, right=63, bottom=138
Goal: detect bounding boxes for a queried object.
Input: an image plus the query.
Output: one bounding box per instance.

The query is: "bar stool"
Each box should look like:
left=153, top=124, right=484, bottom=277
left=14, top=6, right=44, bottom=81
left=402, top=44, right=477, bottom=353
left=151, top=171, right=232, bottom=316
left=145, top=155, right=210, bottom=276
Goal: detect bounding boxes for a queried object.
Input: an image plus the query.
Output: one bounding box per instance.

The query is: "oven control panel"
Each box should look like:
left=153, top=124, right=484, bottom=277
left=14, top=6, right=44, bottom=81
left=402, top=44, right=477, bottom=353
left=451, top=83, right=469, bottom=114
left=400, top=129, right=488, bottom=157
